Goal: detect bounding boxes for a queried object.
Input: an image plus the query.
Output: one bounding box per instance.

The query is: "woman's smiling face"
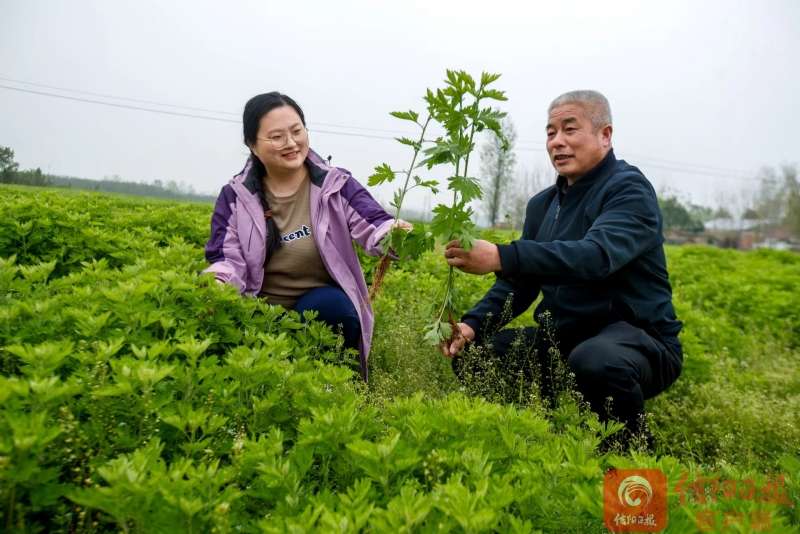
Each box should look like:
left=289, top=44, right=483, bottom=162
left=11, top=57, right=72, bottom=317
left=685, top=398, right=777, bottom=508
left=250, top=105, right=309, bottom=175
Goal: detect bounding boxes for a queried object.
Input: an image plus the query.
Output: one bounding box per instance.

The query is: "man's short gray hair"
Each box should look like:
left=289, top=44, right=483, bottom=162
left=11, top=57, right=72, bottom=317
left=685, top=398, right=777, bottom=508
left=548, top=90, right=612, bottom=130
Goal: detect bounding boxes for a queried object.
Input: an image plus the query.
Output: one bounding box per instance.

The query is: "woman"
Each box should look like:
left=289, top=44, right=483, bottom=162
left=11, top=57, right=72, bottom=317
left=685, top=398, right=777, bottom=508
left=204, top=92, right=406, bottom=380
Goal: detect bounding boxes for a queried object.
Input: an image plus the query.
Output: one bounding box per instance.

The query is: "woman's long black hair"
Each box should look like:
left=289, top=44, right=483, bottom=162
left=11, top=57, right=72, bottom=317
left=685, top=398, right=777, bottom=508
left=242, top=92, right=306, bottom=264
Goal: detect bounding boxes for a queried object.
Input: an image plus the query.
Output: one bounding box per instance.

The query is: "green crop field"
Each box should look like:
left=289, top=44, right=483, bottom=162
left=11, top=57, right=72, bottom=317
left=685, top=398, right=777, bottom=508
left=1, top=185, right=798, bottom=533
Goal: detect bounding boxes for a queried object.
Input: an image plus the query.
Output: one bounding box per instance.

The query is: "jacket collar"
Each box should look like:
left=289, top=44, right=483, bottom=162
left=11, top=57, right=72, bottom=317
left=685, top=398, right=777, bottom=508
left=556, top=148, right=616, bottom=192
left=240, top=148, right=335, bottom=194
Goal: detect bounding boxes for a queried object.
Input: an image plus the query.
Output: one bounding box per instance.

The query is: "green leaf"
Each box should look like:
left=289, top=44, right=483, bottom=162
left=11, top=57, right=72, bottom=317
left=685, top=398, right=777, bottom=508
left=421, top=141, right=456, bottom=169
left=445, top=69, right=460, bottom=88
left=19, top=260, right=57, bottom=285
left=412, top=176, right=440, bottom=194
left=480, top=88, right=507, bottom=102
left=392, top=225, right=435, bottom=260
left=430, top=204, right=475, bottom=242
left=458, top=71, right=476, bottom=94
left=480, top=71, right=502, bottom=88
left=367, top=163, right=396, bottom=186
left=390, top=190, right=403, bottom=210
left=423, top=321, right=449, bottom=345
left=396, top=137, right=421, bottom=150
left=448, top=176, right=483, bottom=203
left=477, top=108, right=508, bottom=138
left=389, top=110, right=420, bottom=123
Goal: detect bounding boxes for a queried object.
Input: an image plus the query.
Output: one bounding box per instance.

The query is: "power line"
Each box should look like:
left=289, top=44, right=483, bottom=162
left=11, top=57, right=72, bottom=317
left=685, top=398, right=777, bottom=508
left=0, top=75, right=413, bottom=136
left=0, top=75, right=237, bottom=116
left=516, top=139, right=749, bottom=177
left=0, top=84, right=403, bottom=142
left=0, top=84, right=240, bottom=123
left=515, top=144, right=757, bottom=182
left=0, top=80, right=758, bottom=181
left=313, top=128, right=395, bottom=141
left=623, top=152, right=746, bottom=176
left=630, top=160, right=756, bottom=182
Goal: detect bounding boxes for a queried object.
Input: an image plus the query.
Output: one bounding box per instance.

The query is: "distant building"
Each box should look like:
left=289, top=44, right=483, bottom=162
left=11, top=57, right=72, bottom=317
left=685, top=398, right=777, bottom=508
left=700, top=218, right=799, bottom=251
left=703, top=218, right=761, bottom=232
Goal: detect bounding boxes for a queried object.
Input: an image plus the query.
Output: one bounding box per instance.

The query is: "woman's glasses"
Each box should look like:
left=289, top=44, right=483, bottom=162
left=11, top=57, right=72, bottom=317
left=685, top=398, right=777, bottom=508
left=257, top=127, right=308, bottom=149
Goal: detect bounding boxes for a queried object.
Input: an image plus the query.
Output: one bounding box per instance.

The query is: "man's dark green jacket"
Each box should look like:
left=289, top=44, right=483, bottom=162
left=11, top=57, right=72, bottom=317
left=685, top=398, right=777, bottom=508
left=462, top=149, right=682, bottom=354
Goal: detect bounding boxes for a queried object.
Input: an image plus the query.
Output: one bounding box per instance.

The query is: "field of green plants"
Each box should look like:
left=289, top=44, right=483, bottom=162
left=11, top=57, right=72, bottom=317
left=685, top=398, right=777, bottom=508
left=1, top=184, right=798, bottom=533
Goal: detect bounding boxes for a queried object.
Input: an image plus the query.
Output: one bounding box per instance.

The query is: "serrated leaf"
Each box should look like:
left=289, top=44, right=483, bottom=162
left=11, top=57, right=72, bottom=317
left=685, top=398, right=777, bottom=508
left=480, top=72, right=502, bottom=87
left=480, top=88, right=507, bottom=101
left=448, top=176, right=483, bottom=203
left=421, top=142, right=455, bottom=169
left=413, top=177, right=440, bottom=193
left=423, top=322, right=447, bottom=345
left=438, top=321, right=452, bottom=340
left=459, top=71, right=476, bottom=93
left=392, top=224, right=435, bottom=260
left=389, top=110, right=419, bottom=123
left=367, top=163, right=396, bottom=186
left=430, top=204, right=475, bottom=241
left=396, top=137, right=421, bottom=150
left=391, top=190, right=403, bottom=210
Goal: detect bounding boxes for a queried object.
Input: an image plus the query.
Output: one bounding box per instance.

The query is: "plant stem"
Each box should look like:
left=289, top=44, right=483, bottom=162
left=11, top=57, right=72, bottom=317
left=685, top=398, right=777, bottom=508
left=392, top=116, right=431, bottom=222
left=433, top=267, right=455, bottom=325
left=6, top=484, right=15, bottom=532
left=369, top=116, right=431, bottom=301
left=439, top=95, right=482, bottom=337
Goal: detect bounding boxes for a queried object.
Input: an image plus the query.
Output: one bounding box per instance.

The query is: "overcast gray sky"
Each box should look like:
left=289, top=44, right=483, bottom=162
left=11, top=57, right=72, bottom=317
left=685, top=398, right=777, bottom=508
left=2, top=0, right=798, bottom=215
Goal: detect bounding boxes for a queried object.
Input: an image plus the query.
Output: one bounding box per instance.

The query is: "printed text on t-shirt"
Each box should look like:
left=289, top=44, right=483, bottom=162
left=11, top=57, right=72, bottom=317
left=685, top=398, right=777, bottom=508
left=281, top=225, right=311, bottom=243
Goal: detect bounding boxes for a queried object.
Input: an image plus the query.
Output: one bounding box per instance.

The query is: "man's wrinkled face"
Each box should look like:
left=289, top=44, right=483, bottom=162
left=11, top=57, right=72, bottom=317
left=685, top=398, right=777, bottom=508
left=546, top=103, right=612, bottom=183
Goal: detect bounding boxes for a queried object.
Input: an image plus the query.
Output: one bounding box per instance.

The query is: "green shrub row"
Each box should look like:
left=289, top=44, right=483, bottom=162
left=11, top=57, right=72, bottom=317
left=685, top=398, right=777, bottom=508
left=1, top=186, right=798, bottom=532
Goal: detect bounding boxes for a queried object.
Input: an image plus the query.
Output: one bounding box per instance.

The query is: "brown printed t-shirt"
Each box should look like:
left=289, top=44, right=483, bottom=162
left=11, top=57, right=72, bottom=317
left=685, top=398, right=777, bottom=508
left=259, top=177, right=333, bottom=308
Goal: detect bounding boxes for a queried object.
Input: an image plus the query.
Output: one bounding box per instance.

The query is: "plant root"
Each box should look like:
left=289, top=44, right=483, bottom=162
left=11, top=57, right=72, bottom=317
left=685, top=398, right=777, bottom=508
left=369, top=254, right=392, bottom=301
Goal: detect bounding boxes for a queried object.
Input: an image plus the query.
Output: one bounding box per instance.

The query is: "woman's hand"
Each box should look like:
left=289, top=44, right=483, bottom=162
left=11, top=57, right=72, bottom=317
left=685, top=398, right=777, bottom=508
left=393, top=219, right=413, bottom=232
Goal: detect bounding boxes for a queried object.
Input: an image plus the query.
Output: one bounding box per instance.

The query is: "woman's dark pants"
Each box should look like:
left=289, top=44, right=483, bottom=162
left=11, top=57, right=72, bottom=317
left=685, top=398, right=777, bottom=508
left=293, top=285, right=361, bottom=351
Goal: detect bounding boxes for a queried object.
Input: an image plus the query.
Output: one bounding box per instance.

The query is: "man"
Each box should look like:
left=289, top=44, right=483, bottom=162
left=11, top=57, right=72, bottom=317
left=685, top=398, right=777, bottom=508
left=442, top=90, right=682, bottom=447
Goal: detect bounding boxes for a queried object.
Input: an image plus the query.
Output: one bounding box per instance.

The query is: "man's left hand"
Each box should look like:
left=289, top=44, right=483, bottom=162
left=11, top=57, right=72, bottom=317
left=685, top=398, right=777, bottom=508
left=444, top=239, right=502, bottom=275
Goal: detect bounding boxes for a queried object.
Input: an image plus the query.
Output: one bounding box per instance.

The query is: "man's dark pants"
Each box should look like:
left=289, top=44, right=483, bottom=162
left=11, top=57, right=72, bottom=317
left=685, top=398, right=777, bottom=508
left=452, top=321, right=682, bottom=434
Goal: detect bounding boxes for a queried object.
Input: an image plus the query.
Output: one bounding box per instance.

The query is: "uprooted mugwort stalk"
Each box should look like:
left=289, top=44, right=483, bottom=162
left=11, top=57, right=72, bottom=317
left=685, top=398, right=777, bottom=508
left=421, top=70, right=508, bottom=346
left=368, top=112, right=437, bottom=300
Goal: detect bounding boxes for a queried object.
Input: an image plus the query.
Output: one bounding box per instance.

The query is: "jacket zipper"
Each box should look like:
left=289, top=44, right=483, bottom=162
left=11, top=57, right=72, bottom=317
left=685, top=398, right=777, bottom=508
left=549, top=194, right=562, bottom=241
left=551, top=190, right=565, bottom=325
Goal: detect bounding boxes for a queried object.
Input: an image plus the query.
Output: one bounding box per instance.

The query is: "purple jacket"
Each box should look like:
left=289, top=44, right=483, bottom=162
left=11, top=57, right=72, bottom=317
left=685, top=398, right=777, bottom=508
left=204, top=149, right=394, bottom=380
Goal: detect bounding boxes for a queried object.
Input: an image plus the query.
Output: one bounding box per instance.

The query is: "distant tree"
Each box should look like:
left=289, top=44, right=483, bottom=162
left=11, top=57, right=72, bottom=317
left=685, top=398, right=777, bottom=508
left=712, top=207, right=732, bottom=219
left=742, top=208, right=760, bottom=220
left=659, top=195, right=704, bottom=233
left=0, top=149, right=214, bottom=201
left=748, top=163, right=800, bottom=237
left=480, top=117, right=517, bottom=227
left=505, top=165, right=550, bottom=232
left=687, top=203, right=715, bottom=224
left=753, top=167, right=779, bottom=220
left=179, top=180, right=196, bottom=195
left=0, top=145, right=19, bottom=182
left=12, top=167, right=51, bottom=187
left=783, top=164, right=800, bottom=237
left=33, top=168, right=46, bottom=186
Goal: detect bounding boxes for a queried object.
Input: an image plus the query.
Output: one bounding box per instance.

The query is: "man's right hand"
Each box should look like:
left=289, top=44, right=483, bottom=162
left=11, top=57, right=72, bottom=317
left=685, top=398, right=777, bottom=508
left=440, top=322, right=476, bottom=357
